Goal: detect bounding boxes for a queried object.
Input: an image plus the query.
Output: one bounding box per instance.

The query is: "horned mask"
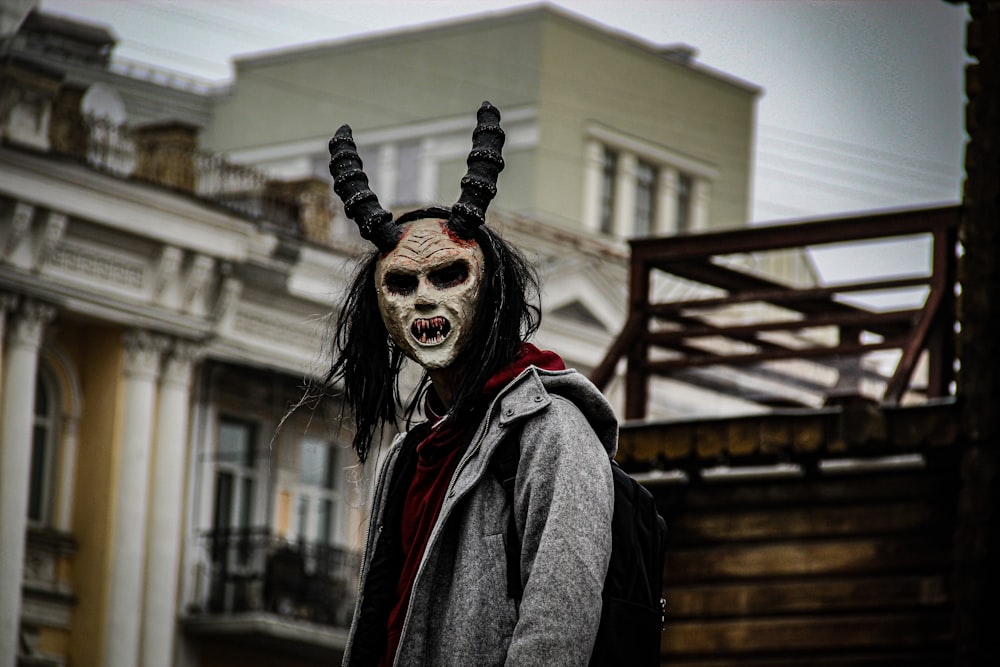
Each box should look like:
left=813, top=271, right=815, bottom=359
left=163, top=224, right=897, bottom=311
left=328, top=102, right=506, bottom=371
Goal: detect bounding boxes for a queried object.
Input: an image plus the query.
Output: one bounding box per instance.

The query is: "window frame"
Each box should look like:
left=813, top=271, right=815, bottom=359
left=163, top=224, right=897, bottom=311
left=28, top=369, right=59, bottom=526
left=585, top=124, right=716, bottom=238
left=211, top=416, right=263, bottom=536
left=283, top=435, right=345, bottom=547
left=634, top=159, right=659, bottom=237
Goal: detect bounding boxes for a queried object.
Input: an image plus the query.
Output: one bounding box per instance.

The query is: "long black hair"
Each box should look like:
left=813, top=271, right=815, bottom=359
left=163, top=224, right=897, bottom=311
left=321, top=207, right=540, bottom=463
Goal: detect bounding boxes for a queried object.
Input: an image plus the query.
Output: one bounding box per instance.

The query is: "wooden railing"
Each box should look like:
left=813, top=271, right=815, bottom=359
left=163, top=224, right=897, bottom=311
left=591, top=205, right=960, bottom=419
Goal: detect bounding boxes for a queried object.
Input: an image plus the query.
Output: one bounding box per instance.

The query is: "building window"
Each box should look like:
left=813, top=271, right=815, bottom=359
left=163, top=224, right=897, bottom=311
left=634, top=160, right=658, bottom=237
left=395, top=139, right=421, bottom=205
left=599, top=147, right=618, bottom=235
left=293, top=437, right=340, bottom=546
left=676, top=172, right=693, bottom=234
left=28, top=372, right=58, bottom=524
left=586, top=127, right=714, bottom=239
left=212, top=418, right=259, bottom=535
left=208, top=417, right=261, bottom=612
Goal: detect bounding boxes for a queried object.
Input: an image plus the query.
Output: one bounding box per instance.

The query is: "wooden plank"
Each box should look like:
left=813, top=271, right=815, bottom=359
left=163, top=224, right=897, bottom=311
left=665, top=575, right=949, bottom=617
left=671, top=473, right=957, bottom=510
left=629, top=205, right=958, bottom=261
left=618, top=424, right=696, bottom=462
left=665, top=538, right=952, bottom=581
left=645, top=309, right=920, bottom=344
left=643, top=335, right=908, bottom=372
left=696, top=422, right=728, bottom=458
left=668, top=500, right=952, bottom=543
left=661, top=611, right=954, bottom=654
left=656, top=648, right=954, bottom=667
left=646, top=278, right=926, bottom=319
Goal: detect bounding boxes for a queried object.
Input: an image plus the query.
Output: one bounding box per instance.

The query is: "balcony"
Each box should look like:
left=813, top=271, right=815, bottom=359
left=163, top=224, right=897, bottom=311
left=183, top=528, right=360, bottom=660
left=591, top=205, right=960, bottom=420
left=58, top=114, right=348, bottom=246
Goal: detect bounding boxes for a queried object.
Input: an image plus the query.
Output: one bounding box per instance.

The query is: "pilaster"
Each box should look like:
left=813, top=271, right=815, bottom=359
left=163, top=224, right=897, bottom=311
left=0, top=300, right=56, bottom=667
left=658, top=168, right=679, bottom=235
left=581, top=139, right=604, bottom=233
left=140, top=341, right=198, bottom=667
left=103, top=330, right=167, bottom=667
left=613, top=152, right=638, bottom=237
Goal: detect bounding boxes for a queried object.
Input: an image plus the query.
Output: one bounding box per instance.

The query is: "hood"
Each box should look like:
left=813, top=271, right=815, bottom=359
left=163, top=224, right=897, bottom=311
left=496, top=366, right=619, bottom=460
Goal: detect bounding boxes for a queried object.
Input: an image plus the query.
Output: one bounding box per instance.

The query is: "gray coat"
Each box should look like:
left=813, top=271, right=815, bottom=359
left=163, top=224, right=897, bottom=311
left=343, top=366, right=617, bottom=666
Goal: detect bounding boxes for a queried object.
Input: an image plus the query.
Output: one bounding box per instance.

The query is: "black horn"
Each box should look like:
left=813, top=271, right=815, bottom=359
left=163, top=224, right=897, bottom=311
left=449, top=101, right=505, bottom=238
left=329, top=125, right=399, bottom=252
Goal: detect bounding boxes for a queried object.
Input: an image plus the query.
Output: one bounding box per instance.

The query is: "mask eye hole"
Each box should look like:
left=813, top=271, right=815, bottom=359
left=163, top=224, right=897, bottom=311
left=429, top=261, right=469, bottom=289
left=383, top=272, right=417, bottom=296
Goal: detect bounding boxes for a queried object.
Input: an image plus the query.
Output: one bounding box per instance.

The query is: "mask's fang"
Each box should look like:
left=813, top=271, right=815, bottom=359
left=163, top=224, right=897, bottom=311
left=411, top=317, right=451, bottom=345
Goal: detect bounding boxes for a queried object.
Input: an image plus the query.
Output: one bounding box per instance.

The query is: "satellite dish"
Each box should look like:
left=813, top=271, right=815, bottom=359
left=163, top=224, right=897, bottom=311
left=81, top=82, right=127, bottom=124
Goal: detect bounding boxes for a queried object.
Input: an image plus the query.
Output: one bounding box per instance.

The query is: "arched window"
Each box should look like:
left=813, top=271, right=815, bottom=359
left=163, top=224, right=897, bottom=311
left=28, top=370, right=59, bottom=525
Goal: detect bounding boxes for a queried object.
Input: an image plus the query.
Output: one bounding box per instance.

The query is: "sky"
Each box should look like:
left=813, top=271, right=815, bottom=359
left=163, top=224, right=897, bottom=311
left=36, top=0, right=970, bottom=283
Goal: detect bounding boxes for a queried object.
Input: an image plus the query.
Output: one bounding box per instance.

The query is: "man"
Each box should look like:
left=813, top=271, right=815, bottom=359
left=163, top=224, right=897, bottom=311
left=326, top=102, right=616, bottom=666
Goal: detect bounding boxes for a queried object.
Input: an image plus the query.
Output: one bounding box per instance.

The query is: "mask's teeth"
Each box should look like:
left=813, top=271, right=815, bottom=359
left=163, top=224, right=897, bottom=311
left=411, top=317, right=450, bottom=345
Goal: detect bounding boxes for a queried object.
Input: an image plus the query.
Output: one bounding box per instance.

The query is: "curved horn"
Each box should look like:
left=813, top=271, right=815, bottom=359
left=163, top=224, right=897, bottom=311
left=449, top=101, right=505, bottom=238
left=329, top=125, right=400, bottom=252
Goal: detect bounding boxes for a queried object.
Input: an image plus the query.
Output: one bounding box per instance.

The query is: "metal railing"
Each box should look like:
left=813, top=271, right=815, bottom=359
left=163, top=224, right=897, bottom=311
left=78, top=115, right=334, bottom=238
left=591, top=205, right=960, bottom=419
left=196, top=527, right=360, bottom=628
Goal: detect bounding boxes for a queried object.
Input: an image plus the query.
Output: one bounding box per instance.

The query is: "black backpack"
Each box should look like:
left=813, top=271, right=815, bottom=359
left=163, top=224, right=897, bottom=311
left=492, top=434, right=668, bottom=666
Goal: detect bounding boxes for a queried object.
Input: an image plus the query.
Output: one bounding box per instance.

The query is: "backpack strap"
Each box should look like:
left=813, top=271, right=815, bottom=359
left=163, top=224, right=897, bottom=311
left=490, top=428, right=523, bottom=602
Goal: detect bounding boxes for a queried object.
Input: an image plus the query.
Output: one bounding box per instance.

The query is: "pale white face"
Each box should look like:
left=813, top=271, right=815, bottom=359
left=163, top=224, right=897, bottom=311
left=375, top=219, right=485, bottom=372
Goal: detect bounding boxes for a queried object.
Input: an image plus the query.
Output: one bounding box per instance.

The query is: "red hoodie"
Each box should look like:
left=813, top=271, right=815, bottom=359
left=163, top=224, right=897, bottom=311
left=379, top=343, right=565, bottom=666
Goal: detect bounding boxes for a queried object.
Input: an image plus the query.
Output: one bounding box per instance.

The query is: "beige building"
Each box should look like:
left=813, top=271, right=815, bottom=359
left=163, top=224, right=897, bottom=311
left=203, top=5, right=759, bottom=240
left=0, top=10, right=371, bottom=667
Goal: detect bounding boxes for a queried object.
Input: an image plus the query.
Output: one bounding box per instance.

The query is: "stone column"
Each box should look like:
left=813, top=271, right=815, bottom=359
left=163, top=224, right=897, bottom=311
left=690, top=178, right=712, bottom=233
left=658, top=168, right=679, bottom=235
left=0, top=294, right=18, bottom=401
left=377, top=143, right=397, bottom=205
left=581, top=140, right=604, bottom=234
left=103, top=330, right=166, bottom=667
left=140, top=342, right=196, bottom=667
left=417, top=137, right=436, bottom=205
left=613, top=152, right=637, bottom=238
left=0, top=301, right=55, bottom=667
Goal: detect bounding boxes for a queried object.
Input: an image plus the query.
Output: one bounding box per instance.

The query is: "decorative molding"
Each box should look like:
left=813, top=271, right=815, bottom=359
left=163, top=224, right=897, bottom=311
left=161, top=340, right=199, bottom=388
left=213, top=276, right=242, bottom=324
left=586, top=123, right=719, bottom=180
left=20, top=588, right=75, bottom=629
left=155, top=245, right=183, bottom=299
left=0, top=293, right=17, bottom=341
left=21, top=529, right=76, bottom=629
left=233, top=304, right=315, bottom=350
left=8, top=300, right=56, bottom=349
left=47, top=241, right=145, bottom=290
left=34, top=211, right=67, bottom=269
left=122, top=329, right=169, bottom=380
left=3, top=201, right=34, bottom=259
left=183, top=254, right=215, bottom=311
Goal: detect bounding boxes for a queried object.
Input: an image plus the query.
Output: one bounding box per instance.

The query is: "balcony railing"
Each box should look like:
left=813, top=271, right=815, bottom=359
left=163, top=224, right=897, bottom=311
left=591, top=205, right=960, bottom=419
left=76, top=115, right=335, bottom=240
left=194, top=528, right=359, bottom=628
